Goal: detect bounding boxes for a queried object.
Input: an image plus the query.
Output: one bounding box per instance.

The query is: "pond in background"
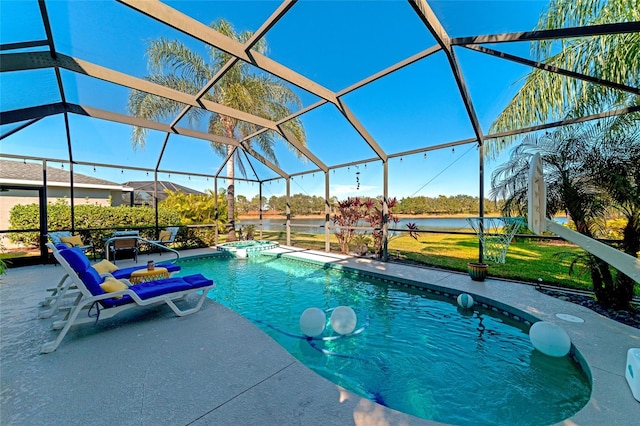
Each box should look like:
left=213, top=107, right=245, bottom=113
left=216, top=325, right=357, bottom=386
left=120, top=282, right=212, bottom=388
left=238, top=216, right=568, bottom=234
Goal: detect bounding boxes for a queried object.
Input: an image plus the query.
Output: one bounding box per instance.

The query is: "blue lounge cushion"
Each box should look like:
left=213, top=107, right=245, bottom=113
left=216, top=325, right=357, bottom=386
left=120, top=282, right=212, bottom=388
left=55, top=243, right=70, bottom=252
left=59, top=247, right=91, bottom=273
left=98, top=274, right=213, bottom=308
left=79, top=267, right=106, bottom=296
left=100, top=295, right=133, bottom=308
left=111, top=263, right=181, bottom=279
left=130, top=278, right=193, bottom=299
left=182, top=274, right=214, bottom=289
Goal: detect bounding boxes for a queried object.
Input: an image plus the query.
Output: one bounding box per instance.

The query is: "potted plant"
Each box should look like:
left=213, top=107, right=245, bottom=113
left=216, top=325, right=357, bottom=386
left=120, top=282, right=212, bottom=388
left=467, top=261, right=488, bottom=281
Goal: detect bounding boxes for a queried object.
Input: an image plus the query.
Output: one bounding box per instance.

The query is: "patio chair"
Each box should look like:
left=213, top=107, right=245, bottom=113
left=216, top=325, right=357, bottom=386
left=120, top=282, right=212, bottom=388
left=48, top=231, right=95, bottom=257
left=41, top=246, right=214, bottom=353
left=157, top=227, right=179, bottom=245
left=147, top=227, right=179, bottom=255
left=39, top=243, right=182, bottom=319
left=108, top=230, right=139, bottom=263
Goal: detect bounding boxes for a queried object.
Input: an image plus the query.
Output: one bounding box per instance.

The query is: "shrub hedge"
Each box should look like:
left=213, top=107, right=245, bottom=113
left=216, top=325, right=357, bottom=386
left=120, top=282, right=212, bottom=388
left=9, top=200, right=181, bottom=247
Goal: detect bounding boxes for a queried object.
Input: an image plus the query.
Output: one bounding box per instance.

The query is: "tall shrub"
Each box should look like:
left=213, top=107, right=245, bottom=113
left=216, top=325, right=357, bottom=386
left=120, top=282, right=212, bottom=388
left=9, top=199, right=180, bottom=247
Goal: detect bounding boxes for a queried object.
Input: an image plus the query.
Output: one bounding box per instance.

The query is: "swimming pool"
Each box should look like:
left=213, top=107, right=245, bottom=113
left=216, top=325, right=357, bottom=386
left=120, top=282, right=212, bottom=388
left=178, top=254, right=591, bottom=425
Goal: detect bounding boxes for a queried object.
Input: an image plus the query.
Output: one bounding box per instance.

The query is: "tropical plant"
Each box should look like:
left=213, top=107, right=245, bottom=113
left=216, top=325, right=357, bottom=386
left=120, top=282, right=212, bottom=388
left=490, top=121, right=638, bottom=308
left=162, top=189, right=227, bottom=228
left=332, top=197, right=418, bottom=257
left=489, top=0, right=640, bottom=156
left=332, top=197, right=367, bottom=254
left=362, top=197, right=401, bottom=257
left=128, top=19, right=306, bottom=241
left=0, top=240, right=7, bottom=275
left=582, top=121, right=640, bottom=307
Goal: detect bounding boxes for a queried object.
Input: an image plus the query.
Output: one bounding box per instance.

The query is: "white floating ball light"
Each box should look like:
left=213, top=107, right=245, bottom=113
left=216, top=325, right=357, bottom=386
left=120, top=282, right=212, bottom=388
left=299, top=307, right=326, bottom=337
left=529, top=321, right=571, bottom=357
left=330, top=306, right=357, bottom=335
left=457, top=293, right=474, bottom=309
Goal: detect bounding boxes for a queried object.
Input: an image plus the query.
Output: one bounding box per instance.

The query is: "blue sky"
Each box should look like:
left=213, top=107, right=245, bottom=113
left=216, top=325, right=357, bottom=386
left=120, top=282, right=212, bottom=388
left=0, top=0, right=550, bottom=204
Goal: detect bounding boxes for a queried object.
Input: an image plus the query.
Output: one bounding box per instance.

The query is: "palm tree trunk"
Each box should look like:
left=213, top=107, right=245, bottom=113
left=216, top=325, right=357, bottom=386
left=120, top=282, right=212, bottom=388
left=612, top=214, right=640, bottom=309
left=226, top=144, right=236, bottom=241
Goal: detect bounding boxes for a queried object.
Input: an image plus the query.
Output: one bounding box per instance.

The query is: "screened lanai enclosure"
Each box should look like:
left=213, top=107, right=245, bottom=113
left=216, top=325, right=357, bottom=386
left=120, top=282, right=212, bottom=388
left=1, top=0, right=639, bottom=266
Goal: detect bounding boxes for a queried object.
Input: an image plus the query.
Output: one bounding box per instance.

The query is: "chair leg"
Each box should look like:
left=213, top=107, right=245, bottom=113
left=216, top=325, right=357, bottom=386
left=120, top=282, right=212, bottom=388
left=41, top=299, right=92, bottom=354
left=39, top=275, right=79, bottom=319
left=164, top=288, right=211, bottom=317
left=39, top=274, right=69, bottom=307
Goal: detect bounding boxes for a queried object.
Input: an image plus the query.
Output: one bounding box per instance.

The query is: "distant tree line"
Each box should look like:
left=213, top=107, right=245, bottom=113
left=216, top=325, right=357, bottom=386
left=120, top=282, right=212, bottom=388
left=234, top=193, right=504, bottom=216
left=396, top=195, right=504, bottom=215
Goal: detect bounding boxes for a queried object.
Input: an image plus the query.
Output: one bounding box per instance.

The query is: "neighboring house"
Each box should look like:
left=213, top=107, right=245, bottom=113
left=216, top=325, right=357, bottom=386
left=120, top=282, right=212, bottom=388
left=0, top=159, right=133, bottom=231
left=122, top=180, right=205, bottom=206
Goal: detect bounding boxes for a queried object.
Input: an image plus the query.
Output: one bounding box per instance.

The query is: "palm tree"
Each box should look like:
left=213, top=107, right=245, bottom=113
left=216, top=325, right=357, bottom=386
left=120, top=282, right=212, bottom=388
left=489, top=0, right=640, bottom=156
left=490, top=121, right=640, bottom=308
left=583, top=121, right=640, bottom=307
left=128, top=19, right=306, bottom=240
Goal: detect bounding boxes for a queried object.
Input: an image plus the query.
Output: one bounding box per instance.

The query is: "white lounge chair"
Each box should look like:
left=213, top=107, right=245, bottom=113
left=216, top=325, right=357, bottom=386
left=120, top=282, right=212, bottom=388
left=40, top=243, right=182, bottom=319
left=41, top=246, right=214, bottom=354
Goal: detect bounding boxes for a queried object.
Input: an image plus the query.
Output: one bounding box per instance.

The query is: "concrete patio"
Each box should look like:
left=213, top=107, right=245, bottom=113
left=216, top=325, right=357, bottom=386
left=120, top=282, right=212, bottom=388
left=1, top=246, right=638, bottom=425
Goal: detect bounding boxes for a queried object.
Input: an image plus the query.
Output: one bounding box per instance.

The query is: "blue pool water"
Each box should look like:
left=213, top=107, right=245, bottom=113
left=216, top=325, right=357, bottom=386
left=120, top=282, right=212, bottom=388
left=178, top=255, right=590, bottom=425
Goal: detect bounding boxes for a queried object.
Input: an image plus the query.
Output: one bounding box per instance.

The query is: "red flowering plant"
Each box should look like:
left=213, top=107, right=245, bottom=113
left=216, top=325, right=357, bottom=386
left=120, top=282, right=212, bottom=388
left=332, top=197, right=367, bottom=254
left=332, top=196, right=419, bottom=256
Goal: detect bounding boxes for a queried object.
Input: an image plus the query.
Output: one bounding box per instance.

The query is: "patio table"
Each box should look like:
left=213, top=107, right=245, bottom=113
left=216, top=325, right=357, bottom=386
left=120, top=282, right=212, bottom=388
left=129, top=267, right=169, bottom=284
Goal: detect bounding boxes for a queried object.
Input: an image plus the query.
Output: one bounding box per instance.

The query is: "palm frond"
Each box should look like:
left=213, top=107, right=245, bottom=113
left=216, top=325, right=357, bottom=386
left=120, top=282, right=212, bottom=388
left=146, top=38, right=212, bottom=87
left=488, top=0, right=640, bottom=157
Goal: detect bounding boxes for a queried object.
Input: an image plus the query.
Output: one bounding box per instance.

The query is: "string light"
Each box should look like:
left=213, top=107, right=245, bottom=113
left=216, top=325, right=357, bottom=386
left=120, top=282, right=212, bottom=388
left=121, top=168, right=124, bottom=174
left=23, top=159, right=26, bottom=164
left=93, top=165, right=96, bottom=172
left=423, top=153, right=427, bottom=159
left=400, top=157, right=403, bottom=162
left=451, top=148, right=455, bottom=154
left=61, top=163, right=64, bottom=169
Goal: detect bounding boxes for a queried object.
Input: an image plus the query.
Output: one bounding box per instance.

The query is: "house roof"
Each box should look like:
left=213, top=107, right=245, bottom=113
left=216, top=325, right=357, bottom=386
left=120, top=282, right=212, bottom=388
left=123, top=181, right=205, bottom=203
left=122, top=181, right=205, bottom=196
left=0, top=159, right=131, bottom=191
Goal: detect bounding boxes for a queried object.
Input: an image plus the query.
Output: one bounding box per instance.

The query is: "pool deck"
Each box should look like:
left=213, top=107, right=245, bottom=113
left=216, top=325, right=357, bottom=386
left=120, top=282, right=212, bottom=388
left=1, top=246, right=638, bottom=425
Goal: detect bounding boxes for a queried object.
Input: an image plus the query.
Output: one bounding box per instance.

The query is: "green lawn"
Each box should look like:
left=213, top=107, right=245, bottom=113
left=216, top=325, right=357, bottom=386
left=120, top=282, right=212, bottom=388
left=259, top=230, right=639, bottom=295
left=4, top=229, right=636, bottom=296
